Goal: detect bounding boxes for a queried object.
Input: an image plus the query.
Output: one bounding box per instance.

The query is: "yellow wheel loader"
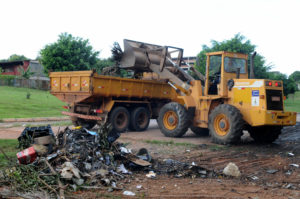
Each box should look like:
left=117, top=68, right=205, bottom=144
left=119, top=39, right=297, bottom=144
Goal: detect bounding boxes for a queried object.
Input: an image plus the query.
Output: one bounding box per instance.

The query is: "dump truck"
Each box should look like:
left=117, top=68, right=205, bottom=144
left=50, top=70, right=179, bottom=132
left=50, top=39, right=297, bottom=144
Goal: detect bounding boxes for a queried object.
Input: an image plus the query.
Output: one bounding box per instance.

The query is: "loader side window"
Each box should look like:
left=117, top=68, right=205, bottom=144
left=208, top=55, right=221, bottom=95
left=224, top=57, right=246, bottom=74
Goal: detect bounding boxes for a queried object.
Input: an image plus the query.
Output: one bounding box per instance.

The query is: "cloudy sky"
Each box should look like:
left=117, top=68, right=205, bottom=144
left=0, top=0, right=299, bottom=75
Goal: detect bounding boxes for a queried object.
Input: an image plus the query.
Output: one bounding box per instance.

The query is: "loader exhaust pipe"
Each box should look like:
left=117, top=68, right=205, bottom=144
left=250, top=51, right=256, bottom=79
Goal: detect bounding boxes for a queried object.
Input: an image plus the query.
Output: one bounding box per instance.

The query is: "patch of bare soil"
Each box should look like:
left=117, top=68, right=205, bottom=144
left=1, top=121, right=300, bottom=198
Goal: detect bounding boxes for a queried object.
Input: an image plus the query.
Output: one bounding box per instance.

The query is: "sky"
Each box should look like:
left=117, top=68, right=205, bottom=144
left=0, top=0, right=299, bottom=75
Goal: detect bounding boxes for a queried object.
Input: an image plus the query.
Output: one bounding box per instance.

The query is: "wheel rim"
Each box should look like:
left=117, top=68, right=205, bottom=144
left=115, top=112, right=128, bottom=129
left=137, top=112, right=148, bottom=128
left=214, top=113, right=230, bottom=136
left=163, top=111, right=178, bottom=130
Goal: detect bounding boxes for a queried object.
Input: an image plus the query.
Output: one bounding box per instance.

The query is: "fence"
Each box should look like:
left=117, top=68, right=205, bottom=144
left=0, top=78, right=50, bottom=90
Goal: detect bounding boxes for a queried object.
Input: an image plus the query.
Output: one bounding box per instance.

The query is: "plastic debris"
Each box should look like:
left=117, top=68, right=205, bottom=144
left=266, top=169, right=278, bottom=174
left=290, top=164, right=299, bottom=168
left=136, top=185, right=142, bottom=189
left=84, top=128, right=98, bottom=136
left=123, top=191, right=135, bottom=196
left=16, top=146, right=37, bottom=164
left=120, top=146, right=131, bottom=154
left=285, top=170, right=292, bottom=175
left=61, top=162, right=81, bottom=179
left=288, top=152, right=295, bottom=157
left=250, top=176, right=259, bottom=180
left=117, top=164, right=132, bottom=174
left=223, top=162, right=241, bottom=177
left=146, top=171, right=156, bottom=178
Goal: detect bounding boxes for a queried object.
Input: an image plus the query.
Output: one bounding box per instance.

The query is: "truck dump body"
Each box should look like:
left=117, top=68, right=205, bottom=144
left=50, top=70, right=178, bottom=104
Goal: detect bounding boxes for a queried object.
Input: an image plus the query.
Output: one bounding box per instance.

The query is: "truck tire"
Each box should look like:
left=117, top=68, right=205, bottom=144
left=208, top=104, right=243, bottom=144
left=248, top=126, right=282, bottom=143
left=157, top=102, right=190, bottom=137
left=109, top=106, right=130, bottom=133
left=130, top=107, right=150, bottom=131
left=190, top=126, right=209, bottom=136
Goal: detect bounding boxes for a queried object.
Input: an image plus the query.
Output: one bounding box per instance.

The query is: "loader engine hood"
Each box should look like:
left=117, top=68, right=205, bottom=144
left=229, top=79, right=296, bottom=126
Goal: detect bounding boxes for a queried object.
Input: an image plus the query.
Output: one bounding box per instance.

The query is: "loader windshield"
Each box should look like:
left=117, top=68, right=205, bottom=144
left=224, top=57, right=246, bottom=74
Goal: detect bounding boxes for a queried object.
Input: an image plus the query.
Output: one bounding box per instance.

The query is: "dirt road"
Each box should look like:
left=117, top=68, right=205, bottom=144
left=1, top=120, right=300, bottom=198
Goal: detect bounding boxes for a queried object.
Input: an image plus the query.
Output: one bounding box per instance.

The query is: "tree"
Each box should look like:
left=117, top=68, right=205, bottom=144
left=40, top=33, right=99, bottom=73
left=289, top=71, right=300, bottom=82
left=8, top=54, right=29, bottom=61
left=0, top=54, right=29, bottom=62
left=91, top=58, right=115, bottom=74
left=195, top=34, right=271, bottom=79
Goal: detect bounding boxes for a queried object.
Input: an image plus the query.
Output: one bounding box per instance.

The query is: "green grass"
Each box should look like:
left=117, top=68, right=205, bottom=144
left=0, top=86, right=66, bottom=119
left=285, top=91, right=300, bottom=112
left=0, top=139, right=18, bottom=168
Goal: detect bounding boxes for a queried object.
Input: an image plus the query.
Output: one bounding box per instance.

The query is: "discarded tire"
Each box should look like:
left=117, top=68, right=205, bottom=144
left=130, top=107, right=150, bottom=131
left=190, top=126, right=209, bottom=136
left=248, top=126, right=282, bottom=143
left=158, top=102, right=190, bottom=137
left=208, top=104, right=243, bottom=144
left=109, top=106, right=130, bottom=133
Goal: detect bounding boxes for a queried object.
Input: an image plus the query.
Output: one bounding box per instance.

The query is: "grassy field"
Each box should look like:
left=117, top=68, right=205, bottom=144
left=285, top=91, right=300, bottom=113
left=0, top=139, right=18, bottom=168
left=0, top=86, right=66, bottom=119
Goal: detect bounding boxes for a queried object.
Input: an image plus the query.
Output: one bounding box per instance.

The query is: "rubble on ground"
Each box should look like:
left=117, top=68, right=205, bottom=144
left=223, top=162, right=241, bottom=177
left=0, top=124, right=151, bottom=198
left=0, top=124, right=220, bottom=198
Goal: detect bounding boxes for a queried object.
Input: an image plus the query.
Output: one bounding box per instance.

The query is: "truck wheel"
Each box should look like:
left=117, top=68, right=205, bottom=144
left=248, top=126, right=282, bottom=143
left=208, top=104, right=243, bottom=144
left=109, top=106, right=130, bottom=133
left=130, top=107, right=150, bottom=131
left=190, top=126, right=209, bottom=136
left=72, top=118, right=96, bottom=129
left=158, top=102, right=190, bottom=137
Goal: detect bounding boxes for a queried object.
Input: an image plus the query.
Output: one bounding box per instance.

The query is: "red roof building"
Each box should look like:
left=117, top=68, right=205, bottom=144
left=0, top=60, right=30, bottom=76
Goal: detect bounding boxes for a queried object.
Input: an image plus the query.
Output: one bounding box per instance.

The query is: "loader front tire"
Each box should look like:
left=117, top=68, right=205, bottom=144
left=248, top=126, right=282, bottom=143
left=158, top=102, right=190, bottom=137
left=109, top=106, right=130, bottom=133
left=208, top=104, right=243, bottom=144
left=190, top=126, right=209, bottom=136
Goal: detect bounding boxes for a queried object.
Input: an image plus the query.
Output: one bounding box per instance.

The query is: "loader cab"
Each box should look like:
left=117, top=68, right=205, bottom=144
left=205, top=51, right=248, bottom=96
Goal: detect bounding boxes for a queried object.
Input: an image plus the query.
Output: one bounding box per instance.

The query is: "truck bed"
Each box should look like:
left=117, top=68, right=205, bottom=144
left=50, top=70, right=178, bottom=104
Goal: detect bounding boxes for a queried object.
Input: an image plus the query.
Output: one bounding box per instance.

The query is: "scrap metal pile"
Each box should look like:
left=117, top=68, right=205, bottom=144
left=0, top=124, right=151, bottom=198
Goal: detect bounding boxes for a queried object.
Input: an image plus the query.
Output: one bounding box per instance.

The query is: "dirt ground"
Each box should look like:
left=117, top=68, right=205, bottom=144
left=1, top=120, right=300, bottom=198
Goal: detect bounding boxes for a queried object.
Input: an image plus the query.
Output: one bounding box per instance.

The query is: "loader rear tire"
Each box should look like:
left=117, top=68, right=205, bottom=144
left=248, top=126, right=282, bottom=143
left=130, top=107, right=150, bottom=131
left=158, top=102, right=190, bottom=137
left=109, top=106, right=130, bottom=133
left=208, top=104, right=244, bottom=145
left=190, top=126, right=209, bottom=136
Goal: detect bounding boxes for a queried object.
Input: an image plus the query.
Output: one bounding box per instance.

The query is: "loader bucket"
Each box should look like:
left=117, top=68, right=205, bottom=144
left=120, top=39, right=175, bottom=71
